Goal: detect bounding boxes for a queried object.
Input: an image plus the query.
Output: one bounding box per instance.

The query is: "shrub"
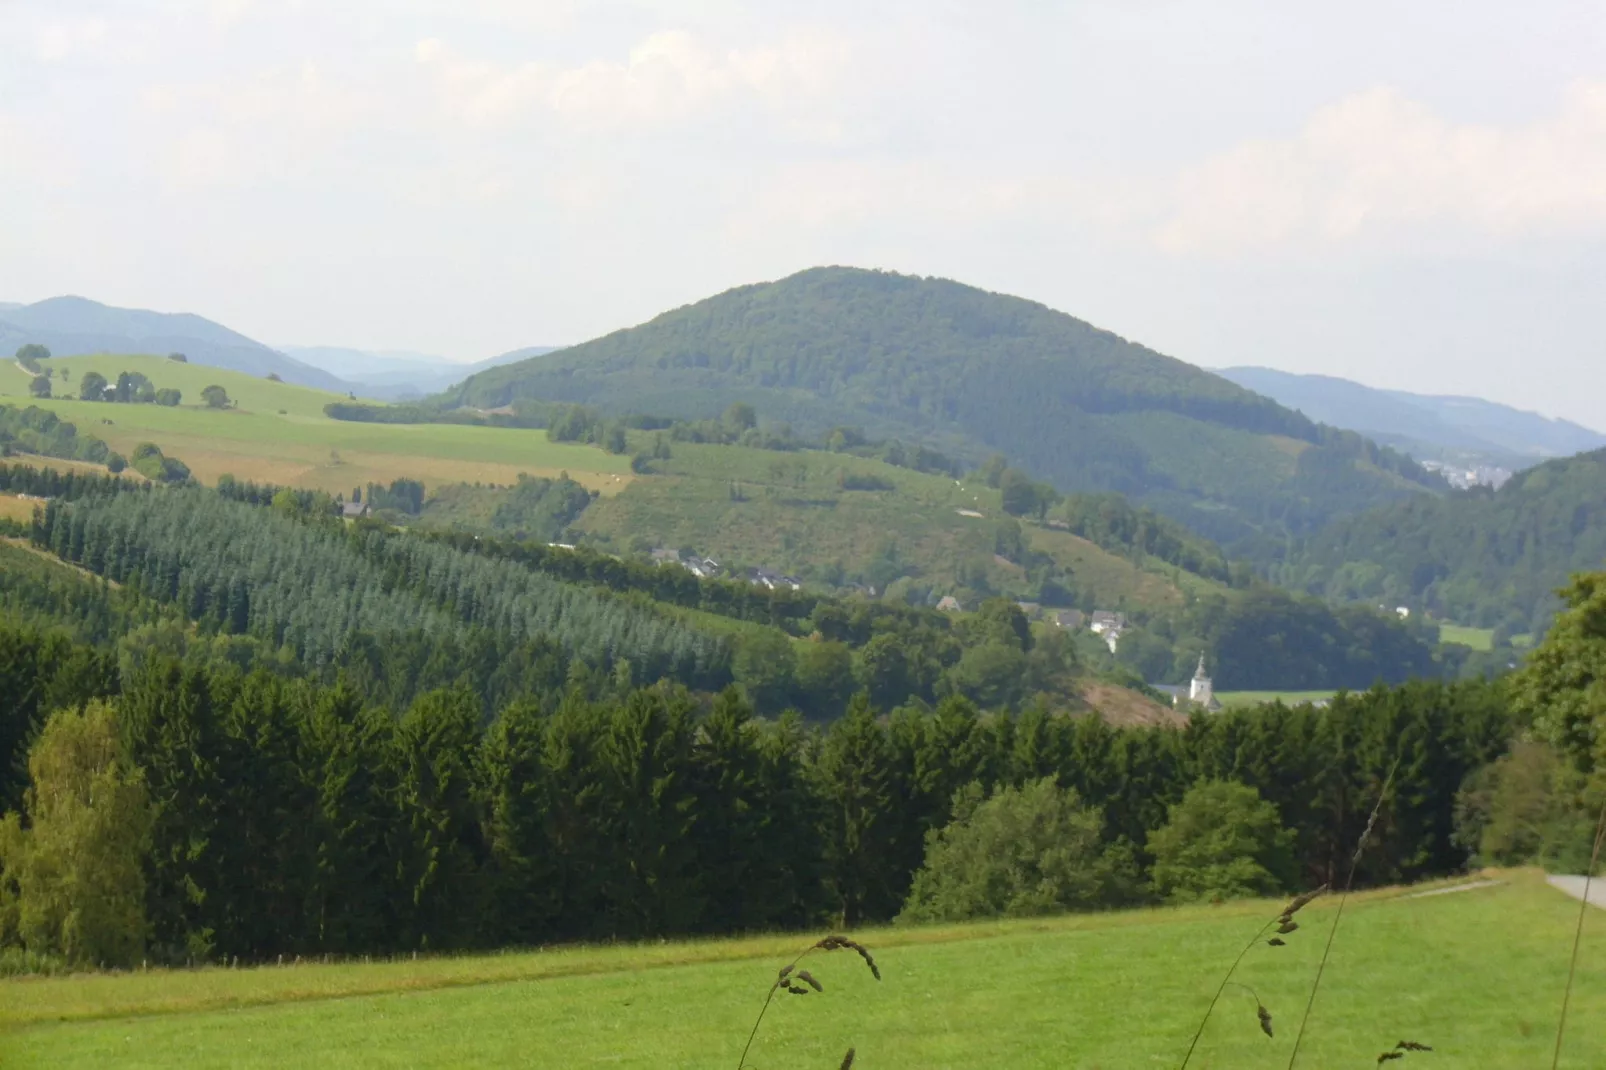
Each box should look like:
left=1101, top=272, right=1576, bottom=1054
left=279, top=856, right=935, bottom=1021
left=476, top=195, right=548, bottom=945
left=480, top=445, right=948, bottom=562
left=1148, top=780, right=1295, bottom=903
left=0, top=701, right=153, bottom=968
left=106, top=453, right=126, bottom=474
left=154, top=388, right=182, bottom=407
left=898, top=778, right=1136, bottom=923
left=27, top=375, right=50, bottom=399
left=201, top=385, right=230, bottom=409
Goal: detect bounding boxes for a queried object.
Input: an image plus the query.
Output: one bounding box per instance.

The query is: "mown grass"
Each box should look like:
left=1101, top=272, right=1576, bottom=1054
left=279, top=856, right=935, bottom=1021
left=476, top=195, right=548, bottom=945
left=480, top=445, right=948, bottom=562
left=2, top=355, right=632, bottom=495
left=0, top=493, right=37, bottom=523
left=1439, top=623, right=1496, bottom=651
left=1, top=871, right=1598, bottom=1068
left=1215, top=690, right=1338, bottom=710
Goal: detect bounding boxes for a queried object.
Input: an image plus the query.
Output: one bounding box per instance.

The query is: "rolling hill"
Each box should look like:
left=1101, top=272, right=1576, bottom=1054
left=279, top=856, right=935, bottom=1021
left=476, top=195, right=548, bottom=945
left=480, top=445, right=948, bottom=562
left=1217, top=366, right=1606, bottom=469
left=1, top=296, right=355, bottom=393
left=0, top=353, right=632, bottom=494
left=1267, top=446, right=1606, bottom=633
left=437, top=267, right=1443, bottom=546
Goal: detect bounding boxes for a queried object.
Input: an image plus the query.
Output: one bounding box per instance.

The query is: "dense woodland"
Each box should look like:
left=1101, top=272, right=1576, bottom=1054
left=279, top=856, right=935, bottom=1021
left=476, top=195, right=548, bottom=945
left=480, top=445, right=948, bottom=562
left=435, top=267, right=1442, bottom=546
left=0, top=615, right=1523, bottom=967
left=1267, top=448, right=1606, bottom=635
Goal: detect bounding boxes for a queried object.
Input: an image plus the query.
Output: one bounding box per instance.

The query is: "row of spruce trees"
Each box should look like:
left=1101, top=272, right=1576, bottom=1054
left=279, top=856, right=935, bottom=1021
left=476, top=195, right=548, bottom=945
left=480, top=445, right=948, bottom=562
left=0, top=616, right=1513, bottom=968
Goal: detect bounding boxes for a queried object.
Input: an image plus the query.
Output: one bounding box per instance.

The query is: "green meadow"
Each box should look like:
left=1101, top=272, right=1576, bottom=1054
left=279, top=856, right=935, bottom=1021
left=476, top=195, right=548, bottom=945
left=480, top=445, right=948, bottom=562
left=3, top=355, right=633, bottom=495
left=1, top=870, right=1600, bottom=1068
left=1215, top=691, right=1338, bottom=710
left=1438, top=624, right=1496, bottom=651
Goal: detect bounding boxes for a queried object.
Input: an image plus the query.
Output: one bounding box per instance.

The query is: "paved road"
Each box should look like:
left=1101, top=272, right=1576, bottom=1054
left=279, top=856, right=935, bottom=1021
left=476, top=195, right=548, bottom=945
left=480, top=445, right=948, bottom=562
left=1548, top=874, right=1606, bottom=908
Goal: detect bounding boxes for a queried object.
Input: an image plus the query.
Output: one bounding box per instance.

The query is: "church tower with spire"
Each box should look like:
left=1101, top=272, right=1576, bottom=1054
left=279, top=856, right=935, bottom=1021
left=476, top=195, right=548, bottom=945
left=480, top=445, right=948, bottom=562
left=1188, top=654, right=1213, bottom=709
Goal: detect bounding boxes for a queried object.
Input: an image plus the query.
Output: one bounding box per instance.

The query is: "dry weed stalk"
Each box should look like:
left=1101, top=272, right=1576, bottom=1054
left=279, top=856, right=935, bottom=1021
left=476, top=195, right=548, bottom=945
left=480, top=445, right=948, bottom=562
left=1286, top=760, right=1400, bottom=1070
left=1377, top=1038, right=1434, bottom=1063
left=1177, top=883, right=1326, bottom=1068
left=1550, top=795, right=1606, bottom=1070
left=736, top=935, right=881, bottom=1070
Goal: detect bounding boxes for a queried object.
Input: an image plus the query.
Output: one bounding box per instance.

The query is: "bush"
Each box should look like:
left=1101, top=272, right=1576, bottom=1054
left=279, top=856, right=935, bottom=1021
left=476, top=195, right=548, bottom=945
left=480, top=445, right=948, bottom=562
left=0, top=702, right=152, bottom=968
left=154, top=388, right=181, bottom=407
left=167, top=352, right=187, bottom=362
left=898, top=778, right=1136, bottom=923
left=106, top=453, right=126, bottom=474
left=1148, top=780, right=1295, bottom=903
left=201, top=385, right=230, bottom=409
left=1454, top=741, right=1601, bottom=873
left=27, top=375, right=50, bottom=399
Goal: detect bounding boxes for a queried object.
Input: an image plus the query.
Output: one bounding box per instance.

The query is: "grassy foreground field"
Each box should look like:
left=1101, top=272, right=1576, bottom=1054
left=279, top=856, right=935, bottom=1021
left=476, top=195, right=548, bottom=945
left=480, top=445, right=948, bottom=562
left=3, top=355, right=632, bottom=495
left=1, top=870, right=1599, bottom=1068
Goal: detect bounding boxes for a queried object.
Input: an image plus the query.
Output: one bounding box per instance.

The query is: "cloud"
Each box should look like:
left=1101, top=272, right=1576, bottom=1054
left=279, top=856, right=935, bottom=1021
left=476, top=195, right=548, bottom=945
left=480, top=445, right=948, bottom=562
left=33, top=16, right=110, bottom=62
left=1154, top=81, right=1606, bottom=253
left=415, top=26, right=851, bottom=131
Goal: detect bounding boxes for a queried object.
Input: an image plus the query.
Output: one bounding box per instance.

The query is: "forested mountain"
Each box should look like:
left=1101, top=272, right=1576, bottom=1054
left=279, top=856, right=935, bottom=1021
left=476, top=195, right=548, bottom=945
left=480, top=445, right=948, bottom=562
left=1, top=296, right=354, bottom=393
left=1218, top=366, right=1606, bottom=468
left=438, top=267, right=1441, bottom=546
left=1268, top=447, right=1606, bottom=634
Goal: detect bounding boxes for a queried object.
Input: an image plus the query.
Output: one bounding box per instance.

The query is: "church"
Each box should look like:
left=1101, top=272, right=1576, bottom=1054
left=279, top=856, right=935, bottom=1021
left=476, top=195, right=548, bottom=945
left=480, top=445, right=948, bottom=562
left=1153, top=655, right=1222, bottom=713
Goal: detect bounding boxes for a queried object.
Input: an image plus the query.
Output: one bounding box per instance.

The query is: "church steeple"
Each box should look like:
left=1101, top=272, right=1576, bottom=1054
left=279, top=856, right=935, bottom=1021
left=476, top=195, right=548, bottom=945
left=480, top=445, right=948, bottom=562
left=1189, top=653, right=1213, bottom=709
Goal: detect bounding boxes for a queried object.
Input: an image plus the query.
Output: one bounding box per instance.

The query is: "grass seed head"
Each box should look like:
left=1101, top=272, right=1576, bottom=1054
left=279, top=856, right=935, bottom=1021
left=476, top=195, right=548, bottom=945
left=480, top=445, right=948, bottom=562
left=1257, top=1003, right=1274, bottom=1038
left=839, top=1048, right=856, bottom=1069
left=797, top=969, right=823, bottom=992
left=1276, top=919, right=1300, bottom=934
left=1267, top=937, right=1287, bottom=947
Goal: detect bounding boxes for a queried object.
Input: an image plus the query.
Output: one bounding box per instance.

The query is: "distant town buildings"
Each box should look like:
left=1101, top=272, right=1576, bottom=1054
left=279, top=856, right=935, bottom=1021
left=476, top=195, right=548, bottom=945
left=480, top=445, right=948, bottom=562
left=1418, top=459, right=1512, bottom=490
left=1089, top=610, right=1126, bottom=653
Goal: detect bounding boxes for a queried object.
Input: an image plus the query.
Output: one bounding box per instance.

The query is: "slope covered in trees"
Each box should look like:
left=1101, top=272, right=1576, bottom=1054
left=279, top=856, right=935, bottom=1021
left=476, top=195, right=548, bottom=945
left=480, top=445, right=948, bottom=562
left=1267, top=447, right=1606, bottom=634
left=439, top=267, right=1441, bottom=545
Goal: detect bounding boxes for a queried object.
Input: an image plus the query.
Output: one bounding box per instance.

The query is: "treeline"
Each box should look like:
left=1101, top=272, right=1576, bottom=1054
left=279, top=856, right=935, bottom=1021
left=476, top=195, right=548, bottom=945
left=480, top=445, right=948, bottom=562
left=0, top=628, right=1513, bottom=966
left=0, top=404, right=117, bottom=468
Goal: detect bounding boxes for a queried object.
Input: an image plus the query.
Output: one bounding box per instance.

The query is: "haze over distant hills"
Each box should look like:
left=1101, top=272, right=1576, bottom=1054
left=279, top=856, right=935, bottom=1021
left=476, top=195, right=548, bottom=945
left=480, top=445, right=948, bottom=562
left=0, top=296, right=355, bottom=394
left=438, top=266, right=1444, bottom=547
left=1217, top=366, right=1606, bottom=469
left=282, top=345, right=560, bottom=400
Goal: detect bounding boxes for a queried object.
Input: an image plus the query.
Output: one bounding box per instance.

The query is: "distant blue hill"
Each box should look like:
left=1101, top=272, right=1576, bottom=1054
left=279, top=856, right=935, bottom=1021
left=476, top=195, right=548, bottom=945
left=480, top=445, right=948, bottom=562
left=1216, top=366, right=1606, bottom=467
left=283, top=345, right=560, bottom=400
left=1, top=296, right=354, bottom=394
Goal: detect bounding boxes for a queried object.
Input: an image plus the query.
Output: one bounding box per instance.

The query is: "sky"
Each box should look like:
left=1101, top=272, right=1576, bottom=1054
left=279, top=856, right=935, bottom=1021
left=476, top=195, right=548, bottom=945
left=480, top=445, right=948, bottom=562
left=2, top=1, right=1604, bottom=426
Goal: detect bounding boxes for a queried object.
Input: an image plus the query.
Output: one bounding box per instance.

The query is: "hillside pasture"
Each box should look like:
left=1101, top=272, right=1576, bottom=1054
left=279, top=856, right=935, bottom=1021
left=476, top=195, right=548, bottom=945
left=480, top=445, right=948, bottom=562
left=574, top=439, right=1216, bottom=612
left=0, top=871, right=1599, bottom=1068
left=1215, top=690, right=1338, bottom=709
left=1439, top=623, right=1496, bottom=651
left=1, top=355, right=633, bottom=494
left=0, top=493, right=38, bottom=524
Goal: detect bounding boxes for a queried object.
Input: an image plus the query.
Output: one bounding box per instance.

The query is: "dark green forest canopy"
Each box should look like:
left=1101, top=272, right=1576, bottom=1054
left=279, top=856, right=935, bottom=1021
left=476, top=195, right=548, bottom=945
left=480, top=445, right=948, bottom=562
left=437, top=267, right=1442, bottom=545
left=0, top=620, right=1515, bottom=963
left=1267, top=447, right=1606, bottom=633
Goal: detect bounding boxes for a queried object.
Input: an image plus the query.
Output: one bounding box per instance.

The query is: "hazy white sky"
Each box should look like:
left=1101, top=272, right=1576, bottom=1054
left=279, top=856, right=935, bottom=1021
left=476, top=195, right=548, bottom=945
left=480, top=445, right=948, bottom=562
left=2, top=1, right=1603, bottom=424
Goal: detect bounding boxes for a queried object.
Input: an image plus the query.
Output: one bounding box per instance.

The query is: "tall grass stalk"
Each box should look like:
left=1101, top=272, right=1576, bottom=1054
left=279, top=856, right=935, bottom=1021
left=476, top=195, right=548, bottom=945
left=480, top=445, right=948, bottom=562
left=1286, top=760, right=1399, bottom=1069
left=1550, top=796, right=1606, bottom=1070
